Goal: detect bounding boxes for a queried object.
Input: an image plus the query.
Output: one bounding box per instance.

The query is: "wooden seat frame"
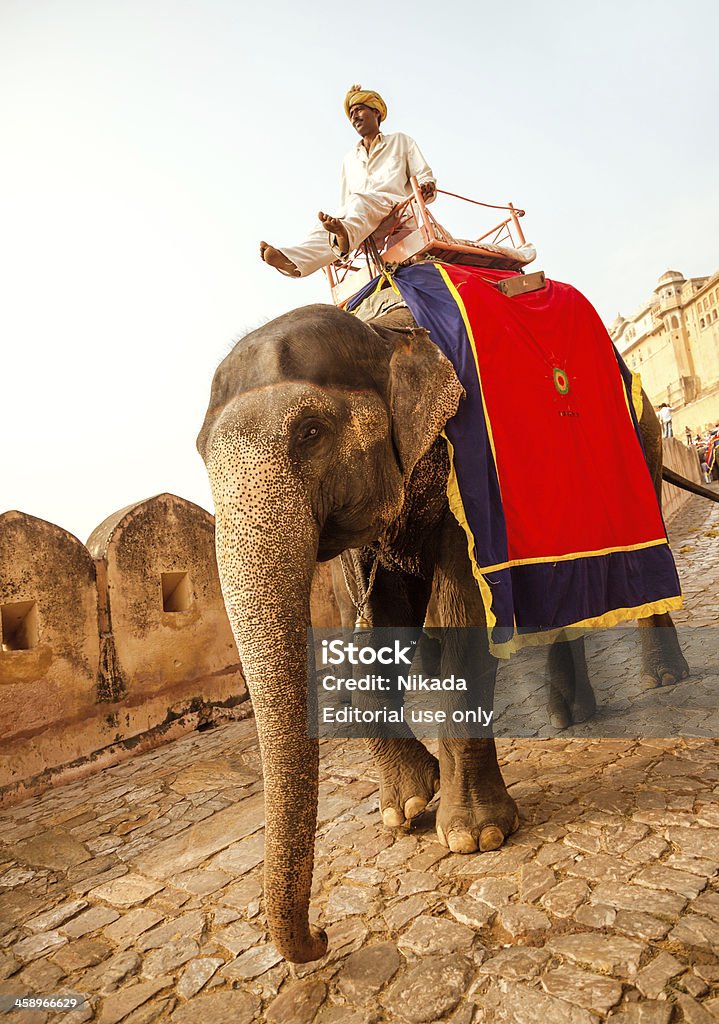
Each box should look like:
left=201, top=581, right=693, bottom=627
left=325, top=177, right=529, bottom=306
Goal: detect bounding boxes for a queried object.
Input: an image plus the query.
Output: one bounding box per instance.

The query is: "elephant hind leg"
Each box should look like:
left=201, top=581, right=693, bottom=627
left=547, top=636, right=597, bottom=729
left=639, top=612, right=690, bottom=688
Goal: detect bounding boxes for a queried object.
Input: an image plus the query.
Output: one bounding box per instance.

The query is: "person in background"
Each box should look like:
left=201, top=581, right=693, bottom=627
left=658, top=403, right=673, bottom=439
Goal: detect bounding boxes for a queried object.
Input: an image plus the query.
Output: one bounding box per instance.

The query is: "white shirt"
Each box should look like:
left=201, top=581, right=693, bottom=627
left=339, top=131, right=435, bottom=207
left=658, top=406, right=673, bottom=423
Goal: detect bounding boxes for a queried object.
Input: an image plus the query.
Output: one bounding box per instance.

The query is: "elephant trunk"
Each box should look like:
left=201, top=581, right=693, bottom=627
left=210, top=441, right=327, bottom=964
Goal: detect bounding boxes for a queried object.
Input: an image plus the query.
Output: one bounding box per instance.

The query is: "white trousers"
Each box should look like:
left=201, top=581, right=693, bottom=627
left=277, top=190, right=410, bottom=278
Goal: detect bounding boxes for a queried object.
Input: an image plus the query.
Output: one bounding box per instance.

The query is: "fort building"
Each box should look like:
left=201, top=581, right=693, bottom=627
left=609, top=267, right=719, bottom=434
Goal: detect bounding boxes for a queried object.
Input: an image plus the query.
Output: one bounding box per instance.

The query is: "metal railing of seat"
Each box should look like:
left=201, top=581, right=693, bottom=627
left=325, top=177, right=529, bottom=306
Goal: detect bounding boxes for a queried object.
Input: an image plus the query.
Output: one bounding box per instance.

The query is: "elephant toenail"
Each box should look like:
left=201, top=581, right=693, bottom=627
left=382, top=807, right=405, bottom=828
left=479, top=825, right=505, bottom=851
left=436, top=823, right=447, bottom=847
left=447, top=830, right=478, bottom=854
left=404, top=797, right=427, bottom=819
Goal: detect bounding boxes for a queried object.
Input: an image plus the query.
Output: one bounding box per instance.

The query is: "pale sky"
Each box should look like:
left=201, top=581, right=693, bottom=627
left=2, top=0, right=718, bottom=542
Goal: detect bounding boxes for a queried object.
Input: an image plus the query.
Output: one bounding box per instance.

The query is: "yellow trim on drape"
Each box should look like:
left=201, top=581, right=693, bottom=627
left=631, top=370, right=644, bottom=422
left=478, top=537, right=669, bottom=575
left=442, top=432, right=498, bottom=638
left=495, top=595, right=684, bottom=657
left=434, top=264, right=502, bottom=481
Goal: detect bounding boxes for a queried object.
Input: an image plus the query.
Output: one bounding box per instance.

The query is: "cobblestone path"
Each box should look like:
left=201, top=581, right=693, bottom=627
left=1, top=492, right=718, bottom=1024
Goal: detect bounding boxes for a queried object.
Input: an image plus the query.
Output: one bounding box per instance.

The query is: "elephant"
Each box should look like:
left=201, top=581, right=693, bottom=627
left=197, top=301, right=688, bottom=964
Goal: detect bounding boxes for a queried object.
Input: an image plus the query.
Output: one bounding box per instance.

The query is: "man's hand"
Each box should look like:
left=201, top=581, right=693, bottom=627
left=420, top=181, right=437, bottom=202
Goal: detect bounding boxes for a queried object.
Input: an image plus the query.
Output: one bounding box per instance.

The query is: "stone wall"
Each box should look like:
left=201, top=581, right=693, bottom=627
left=0, top=512, right=101, bottom=799
left=0, top=495, right=342, bottom=806
left=661, top=437, right=703, bottom=522
left=0, top=496, right=248, bottom=806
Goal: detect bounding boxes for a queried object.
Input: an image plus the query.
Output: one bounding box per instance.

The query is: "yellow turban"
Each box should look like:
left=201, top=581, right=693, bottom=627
left=344, top=84, right=387, bottom=123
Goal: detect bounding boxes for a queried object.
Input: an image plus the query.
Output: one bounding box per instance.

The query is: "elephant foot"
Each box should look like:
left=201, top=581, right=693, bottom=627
left=436, top=788, right=519, bottom=853
left=366, top=737, right=439, bottom=829
left=641, top=658, right=690, bottom=689
left=639, top=614, right=690, bottom=689
left=436, top=738, right=519, bottom=853
left=547, top=683, right=597, bottom=729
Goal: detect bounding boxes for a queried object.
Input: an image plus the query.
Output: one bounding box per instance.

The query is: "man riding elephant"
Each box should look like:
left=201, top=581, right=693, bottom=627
left=260, top=85, right=437, bottom=278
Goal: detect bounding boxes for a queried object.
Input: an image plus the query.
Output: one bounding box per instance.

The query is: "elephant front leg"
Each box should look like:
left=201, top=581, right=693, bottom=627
left=639, top=612, right=690, bottom=688
left=436, top=737, right=519, bottom=853
left=336, top=556, right=440, bottom=829
left=433, top=626, right=519, bottom=853
left=366, top=735, right=439, bottom=829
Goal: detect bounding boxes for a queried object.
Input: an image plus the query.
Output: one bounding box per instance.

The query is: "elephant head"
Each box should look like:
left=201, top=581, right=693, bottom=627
left=197, top=303, right=462, bottom=962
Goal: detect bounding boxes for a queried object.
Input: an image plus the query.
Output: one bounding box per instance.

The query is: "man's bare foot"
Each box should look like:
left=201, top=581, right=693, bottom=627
left=259, top=241, right=301, bottom=278
left=318, top=212, right=350, bottom=255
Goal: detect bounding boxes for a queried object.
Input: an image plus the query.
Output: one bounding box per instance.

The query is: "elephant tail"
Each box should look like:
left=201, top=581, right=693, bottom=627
left=662, top=466, right=719, bottom=502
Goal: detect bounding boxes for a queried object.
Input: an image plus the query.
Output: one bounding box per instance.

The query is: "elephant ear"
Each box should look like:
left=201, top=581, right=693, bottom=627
left=374, top=323, right=465, bottom=478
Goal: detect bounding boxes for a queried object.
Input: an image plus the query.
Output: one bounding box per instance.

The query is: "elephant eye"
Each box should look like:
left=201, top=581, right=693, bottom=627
left=296, top=418, right=327, bottom=445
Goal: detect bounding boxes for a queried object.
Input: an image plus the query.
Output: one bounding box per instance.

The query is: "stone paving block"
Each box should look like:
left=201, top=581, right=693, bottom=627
left=13, top=930, right=67, bottom=961
left=89, top=874, right=163, bottom=907
left=51, top=935, right=112, bottom=972
left=574, top=903, right=616, bottom=928
left=60, top=905, right=120, bottom=938
left=220, top=943, right=281, bottom=980
left=212, top=919, right=263, bottom=956
left=496, top=903, right=551, bottom=937
left=541, top=964, right=623, bottom=1014
left=136, top=910, right=206, bottom=950
left=398, top=914, right=475, bottom=956
left=132, top=793, right=265, bottom=880
left=691, top=890, right=719, bottom=919
left=680, top=971, right=709, bottom=998
left=16, top=956, right=65, bottom=991
left=590, top=882, right=687, bottom=918
left=266, top=979, right=327, bottom=1024
left=97, top=976, right=172, bottom=1024
left=169, top=868, right=231, bottom=897
left=15, top=834, right=91, bottom=871
left=69, top=864, right=129, bottom=897
left=25, top=899, right=88, bottom=933
left=476, top=947, right=550, bottom=981
left=613, top=910, right=671, bottom=941
left=445, top=895, right=495, bottom=930
left=80, top=950, right=141, bottom=994
left=466, top=877, right=517, bottom=908
left=142, top=937, right=199, bottom=978
left=336, top=942, right=401, bottom=1002
left=674, top=993, right=716, bottom=1023
left=668, top=913, right=719, bottom=950
left=479, top=978, right=598, bottom=1024
left=325, top=884, right=380, bottom=920
left=382, top=895, right=429, bottom=932
left=175, top=956, right=224, bottom=999
left=548, top=933, right=645, bottom=976
left=519, top=863, right=556, bottom=902
left=540, top=879, right=589, bottom=917
left=208, top=832, right=265, bottom=875
left=216, top=875, right=263, bottom=911
left=381, top=954, right=471, bottom=1024
left=606, top=1001, right=673, bottom=1023
left=102, top=909, right=163, bottom=949
left=632, top=864, right=708, bottom=899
